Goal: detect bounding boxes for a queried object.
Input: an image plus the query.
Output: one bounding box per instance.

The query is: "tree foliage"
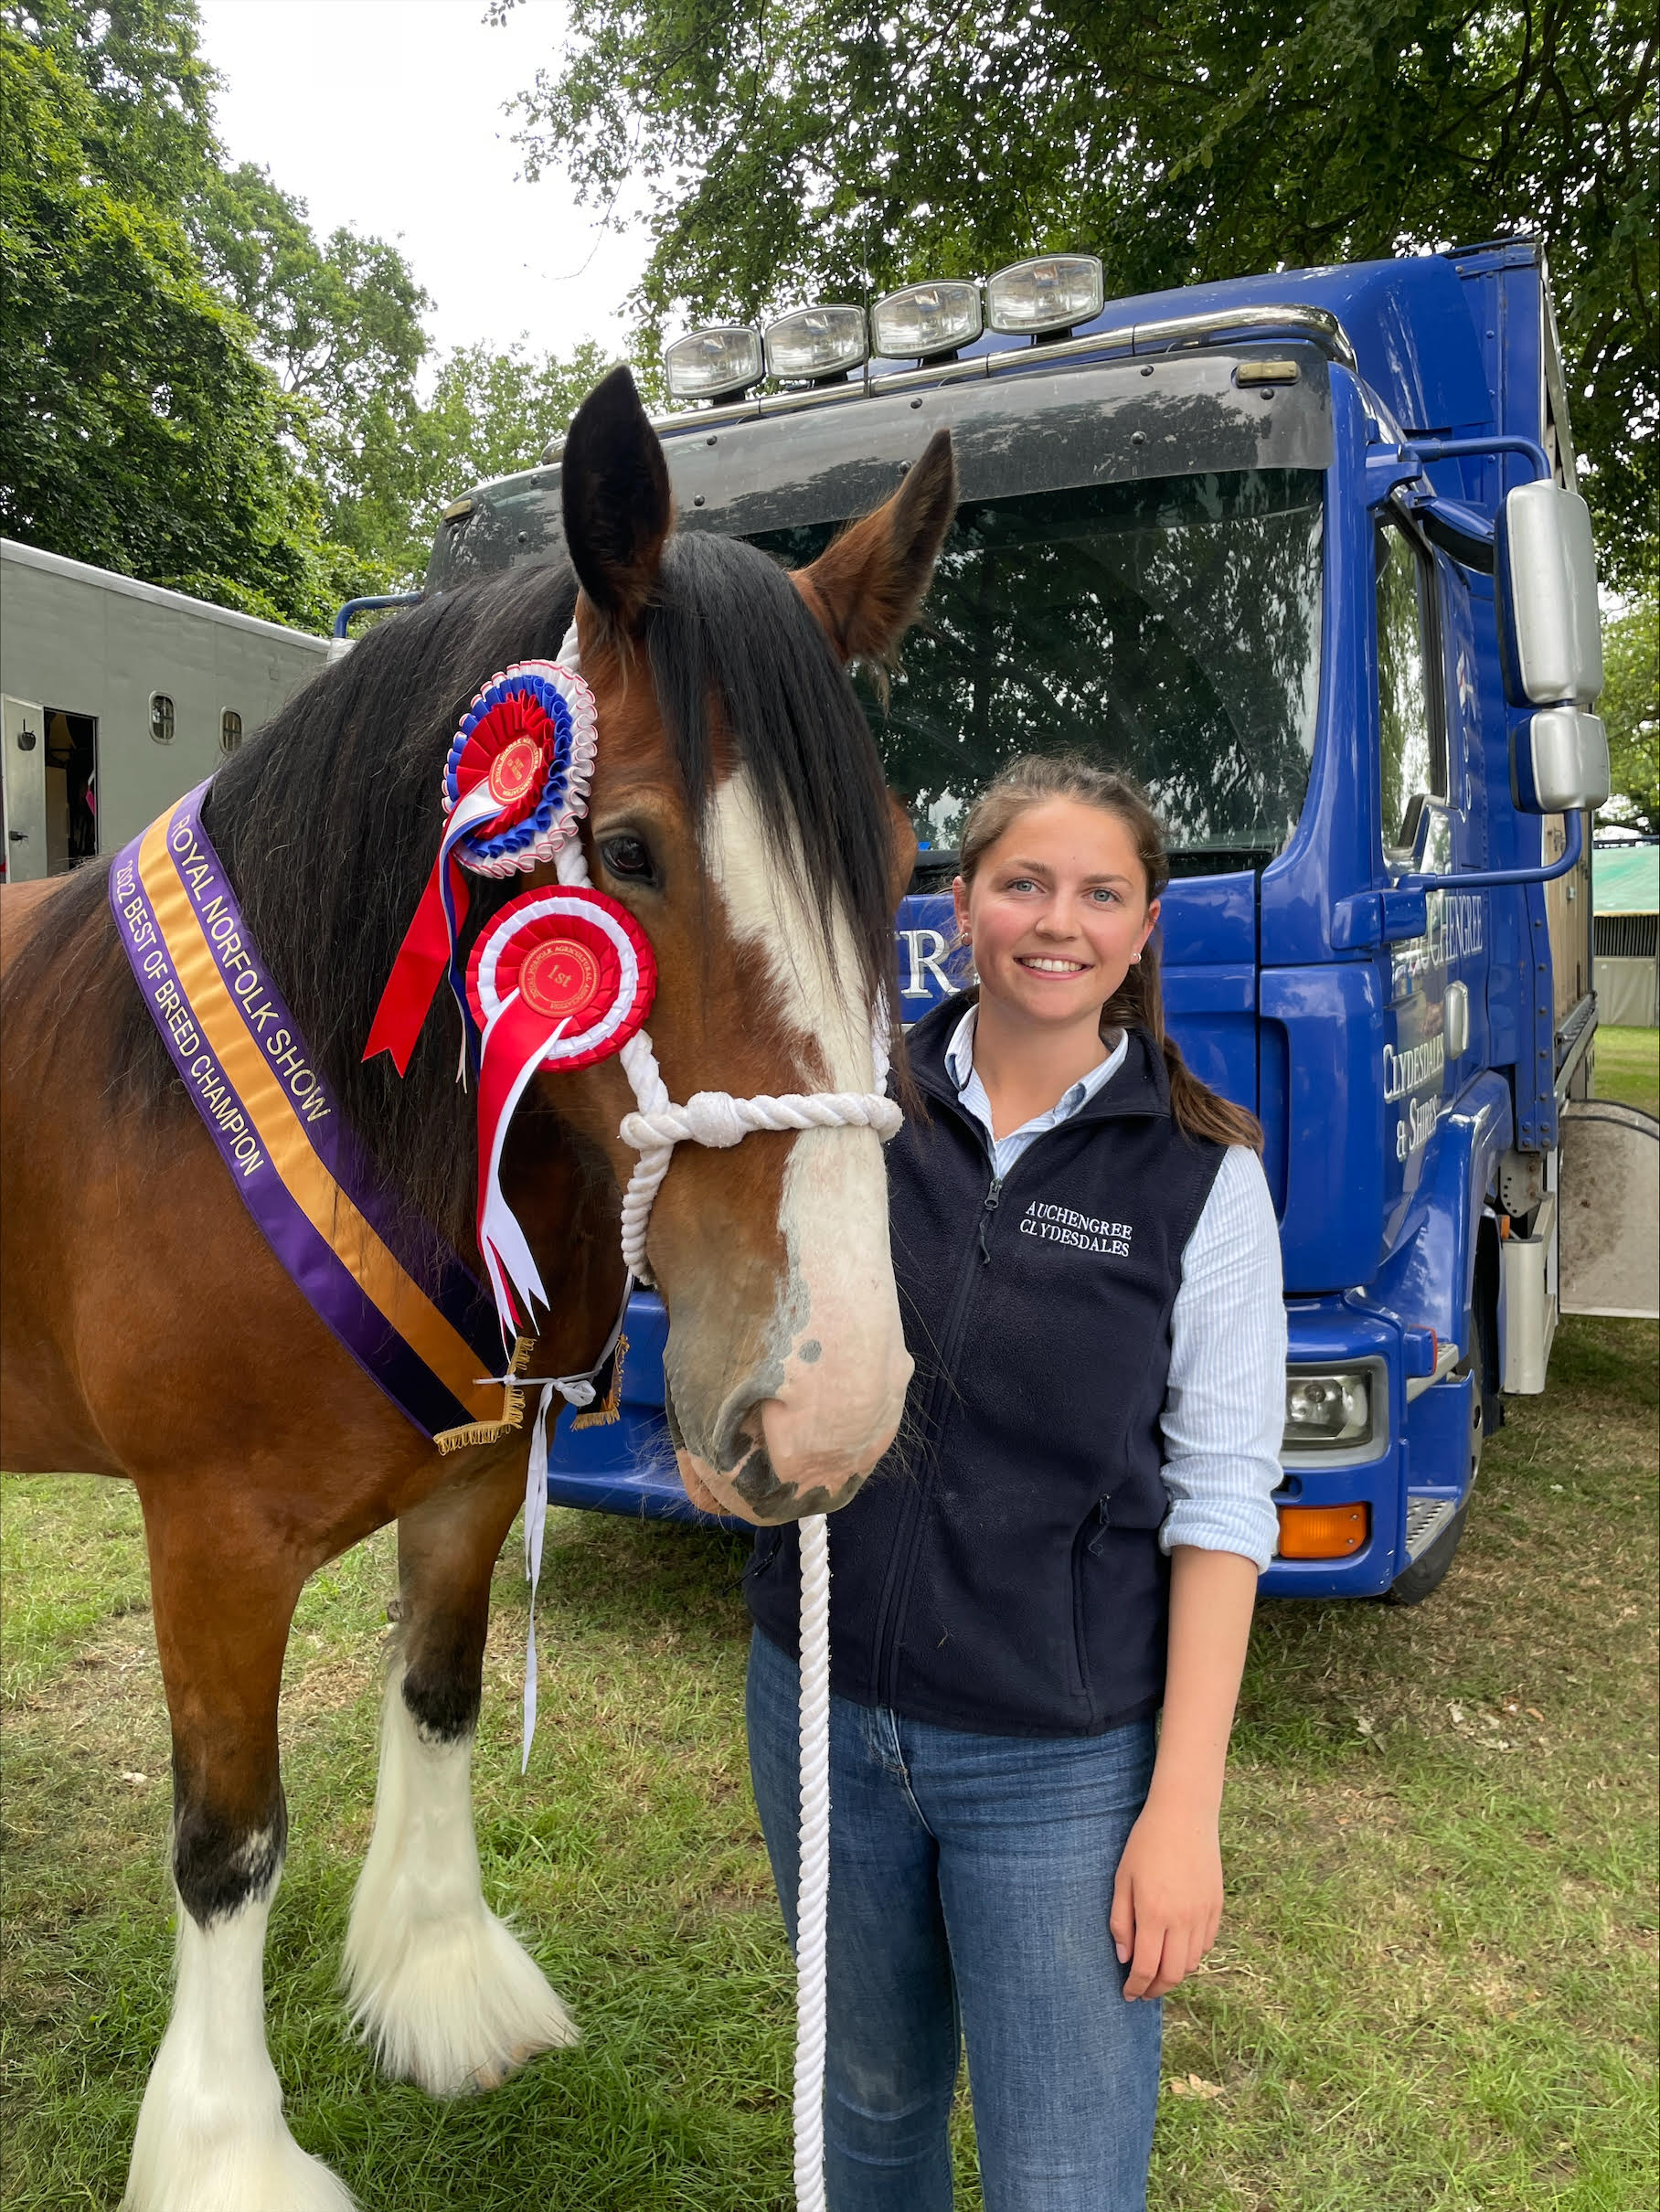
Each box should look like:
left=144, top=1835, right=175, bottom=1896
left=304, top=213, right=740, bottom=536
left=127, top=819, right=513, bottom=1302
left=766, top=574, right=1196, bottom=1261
left=511, top=0, right=1656, bottom=587
left=0, top=5, right=346, bottom=625
left=349, top=338, right=619, bottom=586
left=1597, top=596, right=1659, bottom=837
left=2, top=0, right=615, bottom=622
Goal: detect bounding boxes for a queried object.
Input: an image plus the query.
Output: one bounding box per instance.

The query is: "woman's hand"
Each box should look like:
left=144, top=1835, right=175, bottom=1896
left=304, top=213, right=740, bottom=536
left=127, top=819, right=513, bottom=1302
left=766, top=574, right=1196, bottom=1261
left=1110, top=1792, right=1223, bottom=1999
left=1110, top=1544, right=1260, bottom=2000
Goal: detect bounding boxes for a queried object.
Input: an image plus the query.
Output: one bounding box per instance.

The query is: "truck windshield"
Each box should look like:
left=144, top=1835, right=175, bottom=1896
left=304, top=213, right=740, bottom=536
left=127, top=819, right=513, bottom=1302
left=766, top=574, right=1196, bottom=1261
left=748, top=466, right=1323, bottom=869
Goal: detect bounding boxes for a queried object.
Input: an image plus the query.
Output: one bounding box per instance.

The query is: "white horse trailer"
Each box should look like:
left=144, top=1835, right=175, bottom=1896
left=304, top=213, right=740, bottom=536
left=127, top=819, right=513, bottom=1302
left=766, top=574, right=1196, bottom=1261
left=1, top=539, right=331, bottom=883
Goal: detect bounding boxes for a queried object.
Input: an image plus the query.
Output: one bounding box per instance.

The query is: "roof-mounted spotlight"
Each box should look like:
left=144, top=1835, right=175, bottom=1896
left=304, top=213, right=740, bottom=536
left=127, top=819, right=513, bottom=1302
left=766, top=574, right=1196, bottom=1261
left=664, top=325, right=765, bottom=403
left=871, top=280, right=983, bottom=361
left=984, top=254, right=1104, bottom=340
left=763, top=304, right=869, bottom=384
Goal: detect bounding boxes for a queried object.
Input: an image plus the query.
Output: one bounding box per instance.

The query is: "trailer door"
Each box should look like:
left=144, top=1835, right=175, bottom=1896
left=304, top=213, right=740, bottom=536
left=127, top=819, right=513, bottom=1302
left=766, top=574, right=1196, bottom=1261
left=2, top=697, right=48, bottom=884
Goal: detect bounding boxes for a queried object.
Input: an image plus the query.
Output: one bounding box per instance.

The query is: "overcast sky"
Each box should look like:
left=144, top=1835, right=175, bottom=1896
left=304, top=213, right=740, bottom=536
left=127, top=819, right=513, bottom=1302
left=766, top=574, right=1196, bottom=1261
left=197, top=0, right=652, bottom=371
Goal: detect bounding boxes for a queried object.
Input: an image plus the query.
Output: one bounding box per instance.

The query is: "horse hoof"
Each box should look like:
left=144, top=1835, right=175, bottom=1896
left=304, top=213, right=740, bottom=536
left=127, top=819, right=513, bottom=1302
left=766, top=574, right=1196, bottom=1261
left=346, top=1898, right=579, bottom=2097
left=466, top=2039, right=543, bottom=2094
left=124, top=2111, right=356, bottom=2212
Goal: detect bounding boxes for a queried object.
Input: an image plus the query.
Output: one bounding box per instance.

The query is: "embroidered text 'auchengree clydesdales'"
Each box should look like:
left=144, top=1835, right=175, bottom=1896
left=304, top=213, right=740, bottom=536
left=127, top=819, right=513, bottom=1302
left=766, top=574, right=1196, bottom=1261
left=109, top=781, right=529, bottom=1452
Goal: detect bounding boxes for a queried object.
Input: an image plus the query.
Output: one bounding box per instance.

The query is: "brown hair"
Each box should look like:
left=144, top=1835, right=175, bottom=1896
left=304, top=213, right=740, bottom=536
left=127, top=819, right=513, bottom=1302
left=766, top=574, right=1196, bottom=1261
left=957, top=754, right=1263, bottom=1152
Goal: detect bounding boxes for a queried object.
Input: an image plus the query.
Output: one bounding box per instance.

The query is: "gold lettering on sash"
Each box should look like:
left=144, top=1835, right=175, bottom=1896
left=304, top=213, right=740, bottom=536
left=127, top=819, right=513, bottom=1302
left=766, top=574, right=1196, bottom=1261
left=138, top=811, right=516, bottom=1430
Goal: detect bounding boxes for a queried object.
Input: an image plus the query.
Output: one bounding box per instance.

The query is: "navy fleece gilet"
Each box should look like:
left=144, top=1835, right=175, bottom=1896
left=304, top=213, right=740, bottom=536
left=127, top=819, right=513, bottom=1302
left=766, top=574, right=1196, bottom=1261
left=745, top=998, right=1227, bottom=1737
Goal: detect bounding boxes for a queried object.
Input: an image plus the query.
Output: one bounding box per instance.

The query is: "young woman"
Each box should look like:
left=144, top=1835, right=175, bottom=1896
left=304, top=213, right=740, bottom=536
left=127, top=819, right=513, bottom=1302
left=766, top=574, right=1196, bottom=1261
left=742, top=754, right=1286, bottom=2212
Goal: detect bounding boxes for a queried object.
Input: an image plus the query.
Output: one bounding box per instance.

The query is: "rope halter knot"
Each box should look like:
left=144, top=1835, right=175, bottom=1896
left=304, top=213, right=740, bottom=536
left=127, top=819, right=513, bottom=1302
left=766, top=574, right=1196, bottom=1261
left=617, top=1086, right=901, bottom=1282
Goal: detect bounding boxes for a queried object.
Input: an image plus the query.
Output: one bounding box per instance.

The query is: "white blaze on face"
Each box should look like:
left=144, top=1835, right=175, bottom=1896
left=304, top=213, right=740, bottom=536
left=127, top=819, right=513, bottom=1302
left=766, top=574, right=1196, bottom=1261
left=704, top=771, right=912, bottom=1488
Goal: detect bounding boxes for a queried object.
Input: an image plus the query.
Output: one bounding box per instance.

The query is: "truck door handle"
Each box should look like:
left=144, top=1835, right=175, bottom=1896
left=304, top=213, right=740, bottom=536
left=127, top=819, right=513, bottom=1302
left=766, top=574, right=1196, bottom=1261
left=7, top=830, right=27, bottom=842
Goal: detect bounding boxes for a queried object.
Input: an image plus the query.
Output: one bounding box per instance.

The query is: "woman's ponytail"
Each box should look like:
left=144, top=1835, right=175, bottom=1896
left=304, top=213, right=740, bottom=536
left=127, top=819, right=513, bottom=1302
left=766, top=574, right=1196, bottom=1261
left=957, top=755, right=1264, bottom=1154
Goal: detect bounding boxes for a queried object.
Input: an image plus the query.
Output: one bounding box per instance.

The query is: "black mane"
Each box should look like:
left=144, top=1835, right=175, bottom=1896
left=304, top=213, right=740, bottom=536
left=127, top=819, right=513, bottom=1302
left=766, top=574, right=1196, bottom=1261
left=23, top=539, right=899, bottom=1258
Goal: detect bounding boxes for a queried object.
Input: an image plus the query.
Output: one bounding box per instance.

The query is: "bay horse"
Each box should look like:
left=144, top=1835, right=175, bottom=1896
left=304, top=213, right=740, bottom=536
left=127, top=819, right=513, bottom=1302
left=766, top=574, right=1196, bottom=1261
left=0, top=367, right=956, bottom=2212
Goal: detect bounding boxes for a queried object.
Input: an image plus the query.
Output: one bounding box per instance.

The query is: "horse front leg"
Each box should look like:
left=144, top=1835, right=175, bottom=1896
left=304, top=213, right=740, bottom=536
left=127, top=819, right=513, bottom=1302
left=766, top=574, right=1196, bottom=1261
left=344, top=1453, right=577, bottom=2095
left=125, top=1500, right=353, bottom=2212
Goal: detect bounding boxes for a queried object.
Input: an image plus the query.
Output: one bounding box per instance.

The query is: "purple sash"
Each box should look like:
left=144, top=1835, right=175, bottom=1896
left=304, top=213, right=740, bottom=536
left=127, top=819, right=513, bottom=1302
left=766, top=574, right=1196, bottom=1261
left=109, top=782, right=528, bottom=1451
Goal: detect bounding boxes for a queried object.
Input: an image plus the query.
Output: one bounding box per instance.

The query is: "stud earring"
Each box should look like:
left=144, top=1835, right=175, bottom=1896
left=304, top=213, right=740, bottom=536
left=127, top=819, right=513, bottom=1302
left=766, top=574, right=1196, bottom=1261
left=1132, top=952, right=1142, bottom=963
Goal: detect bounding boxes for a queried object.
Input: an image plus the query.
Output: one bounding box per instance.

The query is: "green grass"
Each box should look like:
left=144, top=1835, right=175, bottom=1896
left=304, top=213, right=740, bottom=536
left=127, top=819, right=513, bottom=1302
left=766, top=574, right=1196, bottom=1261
left=3, top=1316, right=1655, bottom=2209
left=1594, top=1026, right=1658, bottom=1118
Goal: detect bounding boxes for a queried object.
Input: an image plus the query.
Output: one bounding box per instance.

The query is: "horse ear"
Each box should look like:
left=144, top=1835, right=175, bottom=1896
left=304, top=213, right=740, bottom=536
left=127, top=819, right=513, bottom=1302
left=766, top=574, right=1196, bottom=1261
left=560, top=366, right=673, bottom=633
left=792, top=429, right=957, bottom=665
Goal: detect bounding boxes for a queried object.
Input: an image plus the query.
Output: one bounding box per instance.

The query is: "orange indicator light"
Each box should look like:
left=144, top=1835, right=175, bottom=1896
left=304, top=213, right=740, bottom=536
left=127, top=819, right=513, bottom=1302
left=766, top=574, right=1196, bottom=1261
left=1276, top=1504, right=1370, bottom=1558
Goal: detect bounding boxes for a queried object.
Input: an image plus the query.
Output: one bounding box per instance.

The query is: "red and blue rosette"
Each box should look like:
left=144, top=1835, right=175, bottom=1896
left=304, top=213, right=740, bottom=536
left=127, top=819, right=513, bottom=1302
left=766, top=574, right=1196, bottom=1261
left=466, top=887, right=657, bottom=1335
left=364, top=659, right=599, bottom=1074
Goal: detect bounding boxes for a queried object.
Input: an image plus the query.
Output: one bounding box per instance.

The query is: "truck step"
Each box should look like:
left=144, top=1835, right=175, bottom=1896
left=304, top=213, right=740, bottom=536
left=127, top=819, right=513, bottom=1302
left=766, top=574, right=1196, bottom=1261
left=1404, top=1495, right=1460, bottom=1560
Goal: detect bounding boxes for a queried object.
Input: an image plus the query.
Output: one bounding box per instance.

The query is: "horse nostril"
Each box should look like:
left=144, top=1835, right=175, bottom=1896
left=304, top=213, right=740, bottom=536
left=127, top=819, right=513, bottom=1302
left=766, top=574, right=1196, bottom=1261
left=729, top=1440, right=790, bottom=1515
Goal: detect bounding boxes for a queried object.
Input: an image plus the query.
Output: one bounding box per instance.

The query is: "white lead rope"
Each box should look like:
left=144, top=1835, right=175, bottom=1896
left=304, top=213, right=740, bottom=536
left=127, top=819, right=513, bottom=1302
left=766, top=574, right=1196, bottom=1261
left=535, top=622, right=890, bottom=2205
left=793, top=1512, right=833, bottom=2212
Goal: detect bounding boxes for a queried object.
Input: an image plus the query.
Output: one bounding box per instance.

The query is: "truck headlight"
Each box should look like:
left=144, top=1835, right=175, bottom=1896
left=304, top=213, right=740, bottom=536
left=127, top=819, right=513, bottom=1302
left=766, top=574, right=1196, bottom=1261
left=664, top=326, right=764, bottom=403
left=871, top=280, right=983, bottom=360
left=762, top=304, right=869, bottom=383
left=984, top=253, right=1103, bottom=336
left=1283, top=1370, right=1374, bottom=1450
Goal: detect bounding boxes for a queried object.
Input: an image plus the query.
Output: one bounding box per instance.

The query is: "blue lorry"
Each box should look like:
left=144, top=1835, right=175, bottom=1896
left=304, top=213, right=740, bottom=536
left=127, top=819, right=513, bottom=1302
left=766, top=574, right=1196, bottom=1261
left=421, top=238, right=1615, bottom=1604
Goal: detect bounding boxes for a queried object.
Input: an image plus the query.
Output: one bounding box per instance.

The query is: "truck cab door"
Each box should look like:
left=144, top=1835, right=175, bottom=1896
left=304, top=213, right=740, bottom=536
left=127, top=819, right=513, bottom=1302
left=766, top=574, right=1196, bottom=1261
left=2, top=697, right=48, bottom=885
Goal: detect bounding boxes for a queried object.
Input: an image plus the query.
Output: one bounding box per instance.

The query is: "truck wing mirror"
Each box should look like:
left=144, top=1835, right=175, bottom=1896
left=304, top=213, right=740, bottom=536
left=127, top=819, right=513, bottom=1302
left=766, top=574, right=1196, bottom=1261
left=1495, top=481, right=1608, bottom=814
left=1495, top=482, right=1603, bottom=709
left=1513, top=706, right=1611, bottom=814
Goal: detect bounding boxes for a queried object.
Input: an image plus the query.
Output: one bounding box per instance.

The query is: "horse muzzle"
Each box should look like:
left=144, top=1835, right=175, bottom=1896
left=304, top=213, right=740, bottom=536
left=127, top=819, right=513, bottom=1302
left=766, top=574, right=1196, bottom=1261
left=665, top=1345, right=911, bottom=1525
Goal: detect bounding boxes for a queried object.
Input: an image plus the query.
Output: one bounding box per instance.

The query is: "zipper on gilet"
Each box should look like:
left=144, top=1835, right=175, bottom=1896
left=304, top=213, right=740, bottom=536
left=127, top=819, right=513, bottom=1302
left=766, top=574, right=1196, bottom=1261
left=867, top=1107, right=1036, bottom=1708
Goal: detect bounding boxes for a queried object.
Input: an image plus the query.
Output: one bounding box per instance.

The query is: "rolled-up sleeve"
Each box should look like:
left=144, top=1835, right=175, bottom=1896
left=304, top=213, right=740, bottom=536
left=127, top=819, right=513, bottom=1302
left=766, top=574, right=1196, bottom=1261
left=1158, top=1144, right=1286, bottom=1572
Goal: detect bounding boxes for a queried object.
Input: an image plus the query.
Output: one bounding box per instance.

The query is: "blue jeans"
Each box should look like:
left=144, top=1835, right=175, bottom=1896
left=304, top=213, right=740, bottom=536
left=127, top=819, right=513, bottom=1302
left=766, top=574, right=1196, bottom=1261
left=746, top=1626, right=1162, bottom=2212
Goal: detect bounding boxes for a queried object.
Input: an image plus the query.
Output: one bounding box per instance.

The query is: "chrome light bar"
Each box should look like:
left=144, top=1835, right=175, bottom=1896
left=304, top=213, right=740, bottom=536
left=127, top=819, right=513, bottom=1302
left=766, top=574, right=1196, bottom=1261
left=627, top=301, right=1357, bottom=438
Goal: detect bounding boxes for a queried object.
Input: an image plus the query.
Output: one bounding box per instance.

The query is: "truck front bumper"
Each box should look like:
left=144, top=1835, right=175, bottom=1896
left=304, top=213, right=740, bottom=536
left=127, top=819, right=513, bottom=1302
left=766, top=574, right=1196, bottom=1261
left=1261, top=1297, right=1475, bottom=1599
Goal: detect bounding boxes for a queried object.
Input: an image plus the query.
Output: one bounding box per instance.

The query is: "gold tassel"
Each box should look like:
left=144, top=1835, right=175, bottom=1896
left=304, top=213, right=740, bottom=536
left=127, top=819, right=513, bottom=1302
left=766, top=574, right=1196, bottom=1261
left=570, top=1330, right=627, bottom=1430
left=433, top=1333, right=537, bottom=1454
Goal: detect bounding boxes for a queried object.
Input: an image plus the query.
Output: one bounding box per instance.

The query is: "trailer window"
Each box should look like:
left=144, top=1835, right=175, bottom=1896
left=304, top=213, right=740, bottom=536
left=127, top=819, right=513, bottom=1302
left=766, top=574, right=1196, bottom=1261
left=1375, top=518, right=1446, bottom=854
left=749, top=468, right=1323, bottom=867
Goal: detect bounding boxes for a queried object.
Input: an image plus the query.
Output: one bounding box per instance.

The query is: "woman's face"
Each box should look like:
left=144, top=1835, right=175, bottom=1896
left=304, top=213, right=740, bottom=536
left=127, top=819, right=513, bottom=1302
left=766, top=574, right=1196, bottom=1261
left=953, top=799, right=1160, bottom=1032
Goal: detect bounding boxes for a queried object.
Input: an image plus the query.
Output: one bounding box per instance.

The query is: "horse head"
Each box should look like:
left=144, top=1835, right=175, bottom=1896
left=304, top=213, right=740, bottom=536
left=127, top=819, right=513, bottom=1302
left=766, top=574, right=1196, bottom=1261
left=540, top=367, right=956, bottom=1523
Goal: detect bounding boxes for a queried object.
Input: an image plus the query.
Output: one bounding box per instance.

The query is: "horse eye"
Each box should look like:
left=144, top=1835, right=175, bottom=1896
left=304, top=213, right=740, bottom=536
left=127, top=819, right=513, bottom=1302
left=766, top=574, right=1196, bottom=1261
left=601, top=834, right=655, bottom=883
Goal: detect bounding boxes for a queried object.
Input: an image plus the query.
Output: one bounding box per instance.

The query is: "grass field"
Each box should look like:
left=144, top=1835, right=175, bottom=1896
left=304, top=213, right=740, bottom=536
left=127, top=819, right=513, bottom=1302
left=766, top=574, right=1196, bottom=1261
left=3, top=1309, right=1654, bottom=2211
left=1593, top=1026, right=1658, bottom=1117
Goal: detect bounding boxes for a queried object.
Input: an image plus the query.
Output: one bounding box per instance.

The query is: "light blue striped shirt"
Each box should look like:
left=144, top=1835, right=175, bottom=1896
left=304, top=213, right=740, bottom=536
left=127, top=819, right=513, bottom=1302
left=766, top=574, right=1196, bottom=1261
left=945, top=1006, right=1286, bottom=1570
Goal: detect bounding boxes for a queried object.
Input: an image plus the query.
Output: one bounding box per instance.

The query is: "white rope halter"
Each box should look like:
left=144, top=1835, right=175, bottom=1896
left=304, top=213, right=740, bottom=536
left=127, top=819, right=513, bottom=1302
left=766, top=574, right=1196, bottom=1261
left=541, top=619, right=893, bottom=2209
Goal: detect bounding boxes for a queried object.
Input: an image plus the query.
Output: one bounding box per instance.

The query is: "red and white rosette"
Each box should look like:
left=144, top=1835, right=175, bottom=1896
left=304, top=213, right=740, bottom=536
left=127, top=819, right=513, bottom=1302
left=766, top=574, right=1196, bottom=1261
left=363, top=657, right=599, bottom=1076
left=467, top=887, right=657, bottom=1334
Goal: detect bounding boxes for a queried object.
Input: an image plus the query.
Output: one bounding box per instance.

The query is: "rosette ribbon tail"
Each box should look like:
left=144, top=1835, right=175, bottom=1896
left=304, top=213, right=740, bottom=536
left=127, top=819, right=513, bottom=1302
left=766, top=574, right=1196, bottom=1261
left=521, top=1381, right=555, bottom=1771
left=474, top=990, right=565, bottom=1339
left=363, top=781, right=501, bottom=1073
